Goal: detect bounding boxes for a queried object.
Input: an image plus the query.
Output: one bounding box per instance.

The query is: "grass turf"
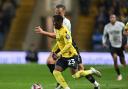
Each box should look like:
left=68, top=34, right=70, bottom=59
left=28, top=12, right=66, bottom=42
left=0, top=64, right=127, bottom=89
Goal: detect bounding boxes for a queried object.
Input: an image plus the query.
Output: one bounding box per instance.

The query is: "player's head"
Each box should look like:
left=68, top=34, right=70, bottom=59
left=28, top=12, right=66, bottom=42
left=55, top=4, right=66, bottom=17
left=53, top=15, right=63, bottom=29
left=109, top=14, right=116, bottom=24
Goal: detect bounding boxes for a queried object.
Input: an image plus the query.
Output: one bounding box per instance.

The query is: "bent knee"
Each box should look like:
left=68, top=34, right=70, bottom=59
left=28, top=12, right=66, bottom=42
left=53, top=70, right=60, bottom=75
left=47, top=53, right=56, bottom=64
left=72, top=73, right=80, bottom=79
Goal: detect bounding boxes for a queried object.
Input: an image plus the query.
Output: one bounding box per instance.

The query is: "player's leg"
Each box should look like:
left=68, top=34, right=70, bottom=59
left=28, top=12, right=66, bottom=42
left=110, top=46, right=122, bottom=80
left=112, top=52, right=122, bottom=80
left=118, top=49, right=126, bottom=67
left=69, top=56, right=101, bottom=79
left=84, top=67, right=100, bottom=89
left=53, top=58, right=70, bottom=89
left=118, top=49, right=127, bottom=80
left=47, top=52, right=56, bottom=73
left=73, top=41, right=101, bottom=88
left=77, top=55, right=100, bottom=88
left=46, top=52, right=62, bottom=89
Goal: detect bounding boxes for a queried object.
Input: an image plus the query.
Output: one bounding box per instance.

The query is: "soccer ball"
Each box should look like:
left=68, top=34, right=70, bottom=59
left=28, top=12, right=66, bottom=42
left=31, top=83, right=43, bottom=89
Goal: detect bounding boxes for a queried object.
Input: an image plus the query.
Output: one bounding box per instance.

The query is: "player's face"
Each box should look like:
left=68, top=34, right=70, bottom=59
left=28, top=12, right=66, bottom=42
left=55, top=8, right=65, bottom=17
left=110, top=15, right=116, bottom=24
left=53, top=18, right=63, bottom=29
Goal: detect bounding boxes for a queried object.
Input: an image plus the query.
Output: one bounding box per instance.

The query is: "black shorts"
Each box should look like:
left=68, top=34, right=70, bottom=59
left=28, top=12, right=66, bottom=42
left=56, top=55, right=79, bottom=70
left=110, top=46, right=124, bottom=58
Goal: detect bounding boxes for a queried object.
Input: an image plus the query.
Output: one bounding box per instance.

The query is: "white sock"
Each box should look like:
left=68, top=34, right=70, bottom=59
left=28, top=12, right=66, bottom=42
left=65, top=87, right=70, bottom=89
left=94, top=81, right=99, bottom=87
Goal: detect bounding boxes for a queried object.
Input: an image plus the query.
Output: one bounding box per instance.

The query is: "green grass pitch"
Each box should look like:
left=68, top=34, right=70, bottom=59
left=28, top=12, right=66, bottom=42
left=0, top=64, right=127, bottom=89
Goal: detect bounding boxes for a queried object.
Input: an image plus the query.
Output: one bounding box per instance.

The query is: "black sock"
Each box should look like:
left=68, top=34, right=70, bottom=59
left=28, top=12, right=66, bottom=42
left=94, top=87, right=99, bottom=89
left=115, top=68, right=120, bottom=75
left=85, top=74, right=95, bottom=83
left=47, top=64, right=55, bottom=73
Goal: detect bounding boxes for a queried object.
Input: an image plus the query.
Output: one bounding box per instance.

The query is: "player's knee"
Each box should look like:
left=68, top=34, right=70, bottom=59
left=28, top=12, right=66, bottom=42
left=53, top=70, right=60, bottom=76
left=72, top=73, right=80, bottom=79
left=113, top=54, right=117, bottom=59
left=78, top=64, right=84, bottom=70
left=47, top=57, right=56, bottom=64
left=72, top=74, right=78, bottom=79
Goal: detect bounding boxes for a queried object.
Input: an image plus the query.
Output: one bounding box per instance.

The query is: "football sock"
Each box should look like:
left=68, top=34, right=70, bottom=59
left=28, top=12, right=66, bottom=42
left=65, top=87, right=70, bottom=89
left=53, top=70, right=69, bottom=89
left=115, top=68, right=120, bottom=75
left=94, top=81, right=99, bottom=87
left=47, top=64, right=55, bottom=73
left=85, top=75, right=99, bottom=87
left=85, top=74, right=95, bottom=83
left=72, top=70, right=93, bottom=79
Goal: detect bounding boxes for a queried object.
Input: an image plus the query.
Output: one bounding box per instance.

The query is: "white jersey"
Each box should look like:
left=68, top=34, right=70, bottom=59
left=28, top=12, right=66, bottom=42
left=63, top=17, right=71, bottom=32
left=102, top=21, right=125, bottom=48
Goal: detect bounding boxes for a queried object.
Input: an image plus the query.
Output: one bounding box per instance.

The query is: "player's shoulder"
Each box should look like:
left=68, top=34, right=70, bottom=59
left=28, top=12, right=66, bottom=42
left=63, top=17, right=71, bottom=24
left=105, top=23, right=111, bottom=28
left=116, top=21, right=125, bottom=26
left=62, top=25, right=69, bottom=32
left=62, top=25, right=71, bottom=35
left=116, top=21, right=124, bottom=24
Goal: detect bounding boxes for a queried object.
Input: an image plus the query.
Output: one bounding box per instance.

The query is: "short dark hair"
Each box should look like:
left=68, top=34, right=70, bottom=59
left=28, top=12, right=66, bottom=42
left=56, top=4, right=66, bottom=10
left=53, top=15, right=63, bottom=29
left=53, top=15, right=63, bottom=24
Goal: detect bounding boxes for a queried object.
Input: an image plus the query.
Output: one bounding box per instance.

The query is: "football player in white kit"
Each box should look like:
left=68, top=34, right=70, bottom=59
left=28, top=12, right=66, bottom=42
left=35, top=4, right=100, bottom=89
left=102, top=14, right=126, bottom=81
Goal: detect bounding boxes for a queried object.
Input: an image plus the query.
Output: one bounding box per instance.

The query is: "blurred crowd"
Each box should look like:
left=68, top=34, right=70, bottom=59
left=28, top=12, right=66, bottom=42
left=0, top=0, right=18, bottom=50
left=79, top=0, right=91, bottom=15
left=92, top=0, right=128, bottom=51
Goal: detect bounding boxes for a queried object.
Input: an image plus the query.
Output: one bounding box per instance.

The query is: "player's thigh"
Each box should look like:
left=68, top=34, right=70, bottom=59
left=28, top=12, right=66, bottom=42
left=70, top=67, right=78, bottom=75
left=112, top=53, right=118, bottom=63
left=54, top=65, right=64, bottom=72
left=78, top=63, right=84, bottom=70
left=55, top=58, right=68, bottom=72
left=110, top=47, right=118, bottom=60
left=118, top=50, right=126, bottom=66
left=77, top=55, right=84, bottom=70
left=47, top=52, right=56, bottom=64
left=68, top=56, right=79, bottom=75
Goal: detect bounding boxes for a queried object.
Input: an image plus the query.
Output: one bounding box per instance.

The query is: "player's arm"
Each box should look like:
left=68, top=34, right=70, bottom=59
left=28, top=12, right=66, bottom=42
left=57, top=32, right=72, bottom=57
left=123, top=22, right=128, bottom=36
left=102, top=26, right=108, bottom=47
left=35, top=26, right=56, bottom=38
left=52, top=43, right=59, bottom=53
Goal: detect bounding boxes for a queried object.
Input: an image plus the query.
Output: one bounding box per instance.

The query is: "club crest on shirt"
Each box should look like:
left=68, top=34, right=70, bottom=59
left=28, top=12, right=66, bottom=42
left=66, top=34, right=70, bottom=40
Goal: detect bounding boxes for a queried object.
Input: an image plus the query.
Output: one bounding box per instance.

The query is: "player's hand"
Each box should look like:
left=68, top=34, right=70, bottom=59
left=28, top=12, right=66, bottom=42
left=35, top=26, right=45, bottom=34
left=52, top=52, right=58, bottom=60
left=52, top=52, right=61, bottom=60
left=123, top=30, right=128, bottom=36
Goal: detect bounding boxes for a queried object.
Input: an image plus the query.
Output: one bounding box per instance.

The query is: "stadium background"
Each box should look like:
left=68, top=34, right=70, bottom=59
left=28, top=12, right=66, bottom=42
left=0, top=0, right=128, bottom=89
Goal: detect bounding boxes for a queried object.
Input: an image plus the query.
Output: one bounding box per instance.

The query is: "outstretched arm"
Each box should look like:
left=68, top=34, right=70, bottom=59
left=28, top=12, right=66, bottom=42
left=123, top=22, right=128, bottom=36
left=35, top=26, right=56, bottom=39
left=123, top=30, right=128, bottom=36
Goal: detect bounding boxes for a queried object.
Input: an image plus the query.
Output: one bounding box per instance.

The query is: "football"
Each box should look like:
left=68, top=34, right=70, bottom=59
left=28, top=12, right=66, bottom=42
left=31, top=83, right=43, bottom=89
